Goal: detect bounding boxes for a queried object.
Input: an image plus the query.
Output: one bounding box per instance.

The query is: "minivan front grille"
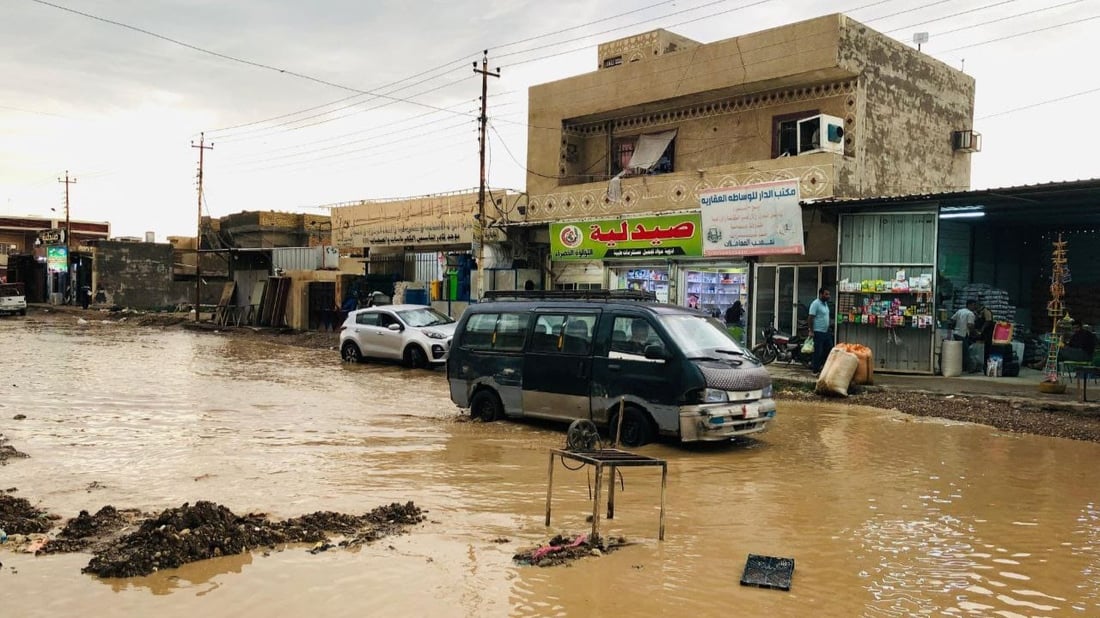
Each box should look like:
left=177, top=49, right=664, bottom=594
left=698, top=365, right=771, bottom=392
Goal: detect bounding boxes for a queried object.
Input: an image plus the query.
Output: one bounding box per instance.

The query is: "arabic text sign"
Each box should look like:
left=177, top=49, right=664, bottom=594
left=699, top=180, right=805, bottom=256
left=46, top=245, right=68, bottom=273
left=550, top=213, right=702, bottom=260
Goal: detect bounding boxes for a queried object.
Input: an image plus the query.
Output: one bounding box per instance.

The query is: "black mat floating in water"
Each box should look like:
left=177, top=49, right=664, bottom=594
left=739, top=554, right=794, bottom=591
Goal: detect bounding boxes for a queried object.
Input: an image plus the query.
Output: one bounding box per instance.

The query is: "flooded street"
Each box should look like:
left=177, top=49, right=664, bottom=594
left=2, top=316, right=1099, bottom=617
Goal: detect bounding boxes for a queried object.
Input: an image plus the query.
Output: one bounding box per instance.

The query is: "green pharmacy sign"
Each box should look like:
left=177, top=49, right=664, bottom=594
left=551, top=213, right=703, bottom=260
left=46, top=245, right=69, bottom=273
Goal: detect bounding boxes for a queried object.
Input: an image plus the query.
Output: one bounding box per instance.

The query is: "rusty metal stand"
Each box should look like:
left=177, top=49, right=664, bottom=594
left=544, top=448, right=667, bottom=541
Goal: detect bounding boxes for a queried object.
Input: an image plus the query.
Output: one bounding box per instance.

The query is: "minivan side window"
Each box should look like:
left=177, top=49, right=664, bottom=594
left=461, top=312, right=531, bottom=351
left=494, top=313, right=530, bottom=351
left=532, top=314, right=596, bottom=355
left=356, top=312, right=380, bottom=326
left=610, top=315, right=663, bottom=356
left=462, top=313, right=498, bottom=349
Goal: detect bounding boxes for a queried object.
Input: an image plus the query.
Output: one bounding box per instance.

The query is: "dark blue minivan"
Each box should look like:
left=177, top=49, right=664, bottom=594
left=446, top=291, right=775, bottom=446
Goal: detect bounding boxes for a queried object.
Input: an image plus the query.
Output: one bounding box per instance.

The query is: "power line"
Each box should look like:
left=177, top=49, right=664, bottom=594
left=27, top=0, right=475, bottom=119
left=978, top=85, right=1100, bottom=120
left=934, top=0, right=1082, bottom=37
left=940, top=12, right=1100, bottom=53
left=884, top=0, right=1018, bottom=33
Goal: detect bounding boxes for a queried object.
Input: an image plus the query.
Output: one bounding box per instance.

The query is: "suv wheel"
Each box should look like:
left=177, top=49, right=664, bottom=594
left=403, top=345, right=428, bottom=369
left=341, top=341, right=363, bottom=363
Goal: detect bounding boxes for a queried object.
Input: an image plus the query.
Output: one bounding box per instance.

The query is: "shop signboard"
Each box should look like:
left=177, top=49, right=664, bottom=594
left=550, top=213, right=702, bottom=260
left=700, top=179, right=804, bottom=256
left=46, top=245, right=68, bottom=272
left=38, top=229, right=65, bottom=245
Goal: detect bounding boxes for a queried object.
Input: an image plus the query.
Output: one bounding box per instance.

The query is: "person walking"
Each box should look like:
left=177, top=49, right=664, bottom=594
left=950, top=299, right=977, bottom=372
left=807, top=287, right=833, bottom=374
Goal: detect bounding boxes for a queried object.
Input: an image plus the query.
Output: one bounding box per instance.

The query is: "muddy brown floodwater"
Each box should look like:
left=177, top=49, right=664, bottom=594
left=1, top=313, right=1099, bottom=617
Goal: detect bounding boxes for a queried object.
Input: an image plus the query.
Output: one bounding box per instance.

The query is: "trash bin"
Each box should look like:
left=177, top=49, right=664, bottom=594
left=941, top=340, right=963, bottom=377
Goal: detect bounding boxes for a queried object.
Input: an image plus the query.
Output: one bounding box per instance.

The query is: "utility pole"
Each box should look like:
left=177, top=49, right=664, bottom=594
left=58, top=171, right=76, bottom=302
left=191, top=133, right=213, bottom=321
left=473, top=50, right=499, bottom=301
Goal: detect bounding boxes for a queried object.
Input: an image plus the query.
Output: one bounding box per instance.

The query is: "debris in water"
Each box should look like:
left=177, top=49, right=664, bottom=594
left=0, top=434, right=29, bottom=465
left=82, top=500, right=426, bottom=578
left=513, top=534, right=629, bottom=567
left=0, top=495, right=52, bottom=534
left=740, top=554, right=795, bottom=591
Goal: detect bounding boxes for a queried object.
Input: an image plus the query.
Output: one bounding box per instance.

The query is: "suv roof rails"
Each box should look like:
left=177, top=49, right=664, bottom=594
left=481, top=289, right=658, bottom=302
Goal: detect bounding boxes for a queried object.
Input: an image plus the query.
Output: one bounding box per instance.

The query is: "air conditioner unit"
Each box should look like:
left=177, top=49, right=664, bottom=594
left=952, top=129, right=982, bottom=153
left=796, top=114, right=845, bottom=155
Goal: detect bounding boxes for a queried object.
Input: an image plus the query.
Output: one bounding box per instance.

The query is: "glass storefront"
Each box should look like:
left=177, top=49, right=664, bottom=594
left=608, top=266, right=669, bottom=303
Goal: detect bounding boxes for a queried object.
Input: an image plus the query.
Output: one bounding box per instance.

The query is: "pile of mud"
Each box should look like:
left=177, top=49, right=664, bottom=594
left=37, top=506, right=145, bottom=555
left=83, top=500, right=425, bottom=578
left=513, top=533, right=629, bottom=567
left=0, top=433, right=29, bottom=465
left=0, top=494, right=54, bottom=534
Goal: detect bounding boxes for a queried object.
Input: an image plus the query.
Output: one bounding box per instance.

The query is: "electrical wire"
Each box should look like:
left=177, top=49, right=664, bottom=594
left=978, top=85, right=1100, bottom=120
left=940, top=12, right=1100, bottom=53
left=26, top=0, right=477, bottom=119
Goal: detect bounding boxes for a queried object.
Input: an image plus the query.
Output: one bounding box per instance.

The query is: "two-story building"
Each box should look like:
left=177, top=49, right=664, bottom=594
left=518, top=13, right=976, bottom=345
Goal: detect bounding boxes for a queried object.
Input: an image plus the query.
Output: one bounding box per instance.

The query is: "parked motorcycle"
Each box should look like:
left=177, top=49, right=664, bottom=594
left=751, top=322, right=813, bottom=367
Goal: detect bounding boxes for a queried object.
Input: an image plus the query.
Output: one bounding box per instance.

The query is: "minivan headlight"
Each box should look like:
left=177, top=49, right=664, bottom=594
left=423, top=329, right=447, bottom=339
left=703, top=388, right=729, bottom=403
left=762, top=384, right=773, bottom=399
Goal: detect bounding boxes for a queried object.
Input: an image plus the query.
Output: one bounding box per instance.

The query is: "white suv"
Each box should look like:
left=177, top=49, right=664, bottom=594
left=0, top=283, right=27, bottom=316
left=339, top=304, right=457, bottom=368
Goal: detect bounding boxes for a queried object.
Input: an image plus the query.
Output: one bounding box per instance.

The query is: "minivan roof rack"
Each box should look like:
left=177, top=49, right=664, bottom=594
left=482, top=289, right=658, bottom=302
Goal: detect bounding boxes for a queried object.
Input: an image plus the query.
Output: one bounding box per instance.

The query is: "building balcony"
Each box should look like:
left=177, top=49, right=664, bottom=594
left=522, top=151, right=843, bottom=224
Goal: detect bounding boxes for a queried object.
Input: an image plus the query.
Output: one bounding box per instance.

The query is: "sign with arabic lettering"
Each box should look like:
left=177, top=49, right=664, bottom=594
left=46, top=245, right=68, bottom=273
left=700, top=179, right=804, bottom=256
left=550, top=213, right=702, bottom=261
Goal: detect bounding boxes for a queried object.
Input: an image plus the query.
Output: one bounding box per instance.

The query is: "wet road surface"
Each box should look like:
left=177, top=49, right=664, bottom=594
left=1, top=315, right=1099, bottom=617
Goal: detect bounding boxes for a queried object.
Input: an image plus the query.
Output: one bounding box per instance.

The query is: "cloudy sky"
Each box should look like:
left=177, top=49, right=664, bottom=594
left=2, top=0, right=1096, bottom=238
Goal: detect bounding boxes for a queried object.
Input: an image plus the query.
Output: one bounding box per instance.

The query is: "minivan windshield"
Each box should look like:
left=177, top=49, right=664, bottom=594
left=397, top=307, right=455, bottom=328
left=658, top=314, right=748, bottom=359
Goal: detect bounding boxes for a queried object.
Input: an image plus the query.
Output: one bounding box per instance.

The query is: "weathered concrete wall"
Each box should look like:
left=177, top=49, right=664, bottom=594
left=529, top=14, right=850, bottom=199
left=93, top=242, right=187, bottom=309
left=838, top=16, right=975, bottom=195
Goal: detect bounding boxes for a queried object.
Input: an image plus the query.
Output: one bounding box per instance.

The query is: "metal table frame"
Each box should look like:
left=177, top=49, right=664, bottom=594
left=1076, top=365, right=1100, bottom=402
left=544, top=448, right=667, bottom=541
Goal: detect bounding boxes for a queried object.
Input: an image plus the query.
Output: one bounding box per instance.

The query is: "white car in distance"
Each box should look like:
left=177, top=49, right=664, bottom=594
left=339, top=304, right=457, bottom=368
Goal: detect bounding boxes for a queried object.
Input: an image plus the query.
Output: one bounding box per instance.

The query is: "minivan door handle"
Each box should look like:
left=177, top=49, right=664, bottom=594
left=607, top=363, right=621, bottom=371
left=576, top=361, right=588, bottom=379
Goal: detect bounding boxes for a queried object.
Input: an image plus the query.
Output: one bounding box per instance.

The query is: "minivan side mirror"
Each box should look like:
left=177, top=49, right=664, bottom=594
left=387, top=323, right=403, bottom=332
left=644, top=344, right=669, bottom=360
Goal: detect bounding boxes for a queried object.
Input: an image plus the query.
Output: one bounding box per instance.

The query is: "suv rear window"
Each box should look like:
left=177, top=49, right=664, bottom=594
left=0, top=285, right=23, bottom=296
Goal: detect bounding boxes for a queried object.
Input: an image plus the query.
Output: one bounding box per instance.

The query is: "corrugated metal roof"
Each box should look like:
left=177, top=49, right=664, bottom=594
left=803, top=178, right=1100, bottom=208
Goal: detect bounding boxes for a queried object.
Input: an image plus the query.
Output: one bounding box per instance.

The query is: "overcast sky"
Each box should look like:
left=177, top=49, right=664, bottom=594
left=2, top=0, right=1097, bottom=238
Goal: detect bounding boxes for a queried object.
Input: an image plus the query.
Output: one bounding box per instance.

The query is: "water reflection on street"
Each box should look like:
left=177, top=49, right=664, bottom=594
left=1, top=316, right=1098, bottom=617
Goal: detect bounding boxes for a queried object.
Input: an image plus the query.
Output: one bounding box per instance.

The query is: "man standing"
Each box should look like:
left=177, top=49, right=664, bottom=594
left=950, top=299, right=977, bottom=372
left=1062, top=320, right=1097, bottom=362
left=808, top=287, right=833, bottom=373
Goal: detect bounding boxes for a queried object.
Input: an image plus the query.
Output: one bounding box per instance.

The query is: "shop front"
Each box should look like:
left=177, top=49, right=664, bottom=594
left=550, top=213, right=746, bottom=314
left=823, top=179, right=1100, bottom=376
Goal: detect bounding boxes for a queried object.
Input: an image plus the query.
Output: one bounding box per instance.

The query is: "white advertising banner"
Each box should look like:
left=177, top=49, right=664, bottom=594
left=700, top=179, right=805, bottom=256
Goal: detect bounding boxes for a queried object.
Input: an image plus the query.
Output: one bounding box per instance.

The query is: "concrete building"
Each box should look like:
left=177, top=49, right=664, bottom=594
left=330, top=189, right=533, bottom=318
left=1, top=214, right=110, bottom=301
left=519, top=14, right=977, bottom=345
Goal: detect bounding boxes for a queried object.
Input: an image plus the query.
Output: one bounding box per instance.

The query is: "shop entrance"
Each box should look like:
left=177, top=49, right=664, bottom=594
left=752, top=263, right=836, bottom=347
left=608, top=265, right=669, bottom=303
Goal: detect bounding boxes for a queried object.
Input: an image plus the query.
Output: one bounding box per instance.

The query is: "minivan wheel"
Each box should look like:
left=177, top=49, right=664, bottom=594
left=612, top=407, right=655, bottom=448
left=470, top=390, right=503, bottom=422
left=403, top=344, right=428, bottom=369
left=341, top=341, right=363, bottom=363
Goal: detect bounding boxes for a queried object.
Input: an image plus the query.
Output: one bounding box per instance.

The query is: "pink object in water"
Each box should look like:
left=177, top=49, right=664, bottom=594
left=530, top=534, right=588, bottom=561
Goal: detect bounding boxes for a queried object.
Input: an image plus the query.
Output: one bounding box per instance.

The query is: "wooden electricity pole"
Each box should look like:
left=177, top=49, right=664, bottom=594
left=473, top=50, right=499, bottom=301
left=58, top=171, right=76, bottom=302
left=191, top=133, right=213, bottom=321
